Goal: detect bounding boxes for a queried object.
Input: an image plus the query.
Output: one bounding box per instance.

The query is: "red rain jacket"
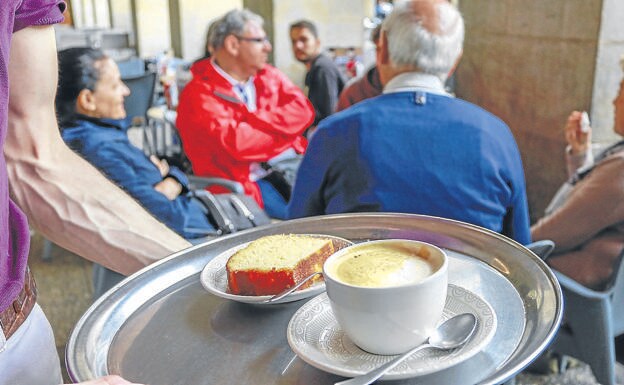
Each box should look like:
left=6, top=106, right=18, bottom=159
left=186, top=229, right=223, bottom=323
left=176, top=59, right=313, bottom=206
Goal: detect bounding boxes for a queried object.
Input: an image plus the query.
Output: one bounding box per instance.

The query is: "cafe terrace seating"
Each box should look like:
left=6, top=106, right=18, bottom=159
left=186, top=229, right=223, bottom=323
left=123, top=70, right=157, bottom=123
left=547, top=248, right=624, bottom=385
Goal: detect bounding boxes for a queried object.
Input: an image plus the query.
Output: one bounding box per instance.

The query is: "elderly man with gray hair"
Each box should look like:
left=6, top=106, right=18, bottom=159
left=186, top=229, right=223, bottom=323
left=177, top=9, right=314, bottom=219
left=288, top=0, right=531, bottom=244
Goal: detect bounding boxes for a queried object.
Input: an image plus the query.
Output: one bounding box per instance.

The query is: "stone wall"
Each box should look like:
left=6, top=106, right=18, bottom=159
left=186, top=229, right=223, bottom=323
left=456, top=0, right=605, bottom=222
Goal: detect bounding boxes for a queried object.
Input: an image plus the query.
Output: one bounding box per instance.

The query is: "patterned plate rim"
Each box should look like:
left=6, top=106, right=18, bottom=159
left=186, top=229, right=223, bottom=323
left=286, top=284, right=497, bottom=380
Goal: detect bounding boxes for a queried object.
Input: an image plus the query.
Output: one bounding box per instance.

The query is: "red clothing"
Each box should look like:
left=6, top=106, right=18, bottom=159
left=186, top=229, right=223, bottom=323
left=336, top=66, right=383, bottom=112
left=176, top=60, right=313, bottom=206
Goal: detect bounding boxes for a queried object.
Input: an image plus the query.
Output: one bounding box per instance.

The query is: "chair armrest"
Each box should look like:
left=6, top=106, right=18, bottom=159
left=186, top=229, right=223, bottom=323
left=187, top=175, right=244, bottom=194
left=526, top=240, right=556, bottom=260
left=554, top=270, right=613, bottom=300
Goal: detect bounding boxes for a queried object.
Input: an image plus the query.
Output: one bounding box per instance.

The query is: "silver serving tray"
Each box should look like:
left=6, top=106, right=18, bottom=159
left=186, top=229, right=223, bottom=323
left=66, top=213, right=563, bottom=385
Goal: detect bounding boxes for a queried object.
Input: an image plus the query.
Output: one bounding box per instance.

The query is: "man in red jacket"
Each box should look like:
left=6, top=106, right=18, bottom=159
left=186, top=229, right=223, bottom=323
left=176, top=9, right=314, bottom=219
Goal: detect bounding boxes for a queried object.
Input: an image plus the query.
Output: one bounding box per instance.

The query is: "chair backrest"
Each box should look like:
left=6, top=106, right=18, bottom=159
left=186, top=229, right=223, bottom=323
left=610, top=248, right=624, bottom=334
left=547, top=246, right=624, bottom=385
left=117, top=57, right=145, bottom=78
left=143, top=107, right=187, bottom=170
left=123, top=71, right=157, bottom=121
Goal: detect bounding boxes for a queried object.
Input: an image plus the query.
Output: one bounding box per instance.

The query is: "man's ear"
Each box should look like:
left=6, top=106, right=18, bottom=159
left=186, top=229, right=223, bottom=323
left=76, top=89, right=96, bottom=113
left=447, top=51, right=463, bottom=78
left=378, top=30, right=391, bottom=67
left=223, top=34, right=240, bottom=56
left=377, top=30, right=392, bottom=86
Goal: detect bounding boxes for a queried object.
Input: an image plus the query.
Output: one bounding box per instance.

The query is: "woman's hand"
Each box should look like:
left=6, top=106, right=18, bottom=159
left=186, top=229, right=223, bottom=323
left=150, top=155, right=170, bottom=177
left=154, top=177, right=183, bottom=200
left=564, top=110, right=591, bottom=155
left=64, top=374, right=145, bottom=385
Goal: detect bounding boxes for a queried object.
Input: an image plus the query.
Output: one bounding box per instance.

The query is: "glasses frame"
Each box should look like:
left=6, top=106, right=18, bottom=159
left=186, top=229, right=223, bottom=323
left=234, top=35, right=270, bottom=44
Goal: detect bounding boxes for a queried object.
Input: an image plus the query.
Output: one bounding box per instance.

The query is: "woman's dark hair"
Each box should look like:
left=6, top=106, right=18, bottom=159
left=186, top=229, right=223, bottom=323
left=56, top=47, right=107, bottom=127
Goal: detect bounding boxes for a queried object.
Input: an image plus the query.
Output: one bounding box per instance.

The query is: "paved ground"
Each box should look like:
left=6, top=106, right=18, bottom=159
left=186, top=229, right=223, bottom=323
left=28, top=232, right=624, bottom=384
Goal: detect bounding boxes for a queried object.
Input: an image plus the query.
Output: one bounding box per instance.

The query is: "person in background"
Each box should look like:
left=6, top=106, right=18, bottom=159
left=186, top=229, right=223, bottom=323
left=336, top=24, right=383, bottom=111
left=531, top=60, right=624, bottom=289
left=288, top=0, right=531, bottom=245
left=2, top=1, right=190, bottom=384
left=376, top=0, right=394, bottom=20
left=56, top=47, right=218, bottom=297
left=176, top=9, right=314, bottom=219
left=344, top=47, right=364, bottom=79
left=290, top=19, right=346, bottom=135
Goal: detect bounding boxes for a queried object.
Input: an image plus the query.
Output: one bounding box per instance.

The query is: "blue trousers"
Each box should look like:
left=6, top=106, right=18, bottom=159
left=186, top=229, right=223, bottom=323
left=257, top=178, right=288, bottom=220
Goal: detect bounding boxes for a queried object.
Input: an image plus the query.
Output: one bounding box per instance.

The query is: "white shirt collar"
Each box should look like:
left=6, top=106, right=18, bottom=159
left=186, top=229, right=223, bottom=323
left=212, top=59, right=256, bottom=111
left=383, top=72, right=451, bottom=97
left=212, top=59, right=253, bottom=86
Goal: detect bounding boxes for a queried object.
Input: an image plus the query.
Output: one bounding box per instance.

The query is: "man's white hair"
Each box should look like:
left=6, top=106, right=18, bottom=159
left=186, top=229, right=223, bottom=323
left=383, top=0, right=464, bottom=81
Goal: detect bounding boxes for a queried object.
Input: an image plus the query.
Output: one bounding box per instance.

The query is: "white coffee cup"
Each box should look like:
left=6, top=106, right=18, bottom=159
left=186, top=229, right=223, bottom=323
left=323, top=239, right=448, bottom=355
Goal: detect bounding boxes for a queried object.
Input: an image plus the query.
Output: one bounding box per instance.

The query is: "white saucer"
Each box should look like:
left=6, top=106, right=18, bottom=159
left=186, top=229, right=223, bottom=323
left=199, top=235, right=352, bottom=304
left=286, top=284, right=497, bottom=380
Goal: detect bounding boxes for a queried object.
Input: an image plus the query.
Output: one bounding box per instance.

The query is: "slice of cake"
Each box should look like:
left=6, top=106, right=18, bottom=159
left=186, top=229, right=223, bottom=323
left=226, top=234, right=337, bottom=296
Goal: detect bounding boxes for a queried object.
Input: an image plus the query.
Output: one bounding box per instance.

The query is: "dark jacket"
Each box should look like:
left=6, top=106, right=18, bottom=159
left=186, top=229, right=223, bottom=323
left=61, top=116, right=215, bottom=239
left=305, top=54, right=346, bottom=126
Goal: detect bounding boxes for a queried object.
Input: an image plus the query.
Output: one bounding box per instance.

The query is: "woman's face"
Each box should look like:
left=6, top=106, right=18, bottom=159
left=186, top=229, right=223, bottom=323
left=614, top=79, right=624, bottom=137
left=88, top=58, right=131, bottom=119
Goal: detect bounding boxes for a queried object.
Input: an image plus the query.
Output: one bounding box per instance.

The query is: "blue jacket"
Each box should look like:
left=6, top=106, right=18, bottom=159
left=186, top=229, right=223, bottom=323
left=288, top=92, right=531, bottom=244
left=62, top=116, right=214, bottom=239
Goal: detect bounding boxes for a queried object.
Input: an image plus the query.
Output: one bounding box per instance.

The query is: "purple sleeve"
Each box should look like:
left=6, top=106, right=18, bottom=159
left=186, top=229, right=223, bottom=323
left=14, top=0, right=65, bottom=33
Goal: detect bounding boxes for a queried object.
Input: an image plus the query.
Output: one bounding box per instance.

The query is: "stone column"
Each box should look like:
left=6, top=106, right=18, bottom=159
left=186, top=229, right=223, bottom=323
left=456, top=0, right=624, bottom=222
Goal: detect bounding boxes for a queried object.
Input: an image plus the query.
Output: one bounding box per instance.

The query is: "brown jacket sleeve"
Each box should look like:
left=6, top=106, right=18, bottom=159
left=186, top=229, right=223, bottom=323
left=532, top=153, right=624, bottom=253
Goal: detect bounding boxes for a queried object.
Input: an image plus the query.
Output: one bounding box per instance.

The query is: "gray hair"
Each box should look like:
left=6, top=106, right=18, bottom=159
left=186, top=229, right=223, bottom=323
left=382, top=1, right=464, bottom=81
left=210, top=9, right=264, bottom=51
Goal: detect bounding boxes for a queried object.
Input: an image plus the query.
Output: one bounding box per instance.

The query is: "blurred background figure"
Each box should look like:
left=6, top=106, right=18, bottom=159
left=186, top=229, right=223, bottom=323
left=531, top=59, right=624, bottom=289
left=344, top=47, right=364, bottom=79
left=176, top=9, right=313, bottom=219
left=56, top=47, right=216, bottom=297
left=288, top=0, right=530, bottom=245
left=375, top=0, right=394, bottom=21
left=336, top=24, right=383, bottom=111
left=290, top=19, right=346, bottom=136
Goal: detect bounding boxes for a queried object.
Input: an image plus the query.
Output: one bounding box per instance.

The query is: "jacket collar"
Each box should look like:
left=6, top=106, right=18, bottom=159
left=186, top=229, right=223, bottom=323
left=191, top=59, right=240, bottom=98
left=68, top=114, right=131, bottom=131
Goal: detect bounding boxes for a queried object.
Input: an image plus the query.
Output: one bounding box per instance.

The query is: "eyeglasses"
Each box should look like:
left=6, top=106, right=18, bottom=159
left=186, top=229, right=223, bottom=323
left=235, top=35, right=270, bottom=44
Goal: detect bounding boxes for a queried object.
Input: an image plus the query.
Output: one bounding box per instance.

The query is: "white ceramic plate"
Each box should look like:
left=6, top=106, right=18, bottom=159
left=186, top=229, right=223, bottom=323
left=287, top=284, right=497, bottom=380
left=199, top=235, right=353, bottom=304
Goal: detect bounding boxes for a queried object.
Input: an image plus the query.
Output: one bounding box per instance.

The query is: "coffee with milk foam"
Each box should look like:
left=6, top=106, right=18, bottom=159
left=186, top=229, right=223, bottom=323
left=327, top=243, right=435, bottom=288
